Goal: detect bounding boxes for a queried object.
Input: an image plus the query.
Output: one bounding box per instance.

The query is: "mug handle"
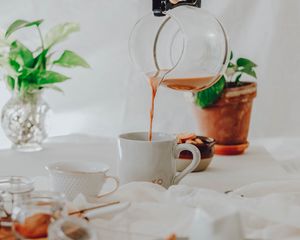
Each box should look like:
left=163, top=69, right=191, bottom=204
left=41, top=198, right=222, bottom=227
left=172, top=143, right=201, bottom=185
left=97, top=176, right=120, bottom=198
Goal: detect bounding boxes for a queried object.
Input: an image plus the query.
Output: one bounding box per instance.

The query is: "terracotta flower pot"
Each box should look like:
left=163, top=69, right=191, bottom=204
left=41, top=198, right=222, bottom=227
left=194, top=82, right=257, bottom=155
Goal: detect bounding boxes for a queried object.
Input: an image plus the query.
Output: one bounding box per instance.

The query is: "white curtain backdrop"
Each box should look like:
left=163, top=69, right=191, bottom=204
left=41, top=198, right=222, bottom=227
left=0, top=0, right=299, bottom=148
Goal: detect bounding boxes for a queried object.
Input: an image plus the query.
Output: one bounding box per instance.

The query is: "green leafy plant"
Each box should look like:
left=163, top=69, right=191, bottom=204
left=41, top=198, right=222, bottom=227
left=195, top=52, right=257, bottom=108
left=0, top=19, right=89, bottom=95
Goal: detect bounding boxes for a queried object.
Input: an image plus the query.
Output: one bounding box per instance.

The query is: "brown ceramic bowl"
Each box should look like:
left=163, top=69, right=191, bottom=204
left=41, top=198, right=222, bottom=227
left=177, top=136, right=215, bottom=172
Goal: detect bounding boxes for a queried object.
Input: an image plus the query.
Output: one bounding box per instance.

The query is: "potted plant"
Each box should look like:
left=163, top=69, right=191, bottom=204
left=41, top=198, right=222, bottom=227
left=194, top=52, right=257, bottom=155
left=0, top=19, right=90, bottom=152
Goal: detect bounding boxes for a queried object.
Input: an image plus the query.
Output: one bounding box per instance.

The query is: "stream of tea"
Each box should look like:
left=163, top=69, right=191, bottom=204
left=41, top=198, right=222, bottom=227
left=147, top=71, right=218, bottom=141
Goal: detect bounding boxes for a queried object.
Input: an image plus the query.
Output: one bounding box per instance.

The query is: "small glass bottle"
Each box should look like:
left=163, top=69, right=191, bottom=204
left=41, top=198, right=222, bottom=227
left=0, top=176, right=34, bottom=239
left=12, top=191, right=66, bottom=239
left=0, top=176, right=34, bottom=218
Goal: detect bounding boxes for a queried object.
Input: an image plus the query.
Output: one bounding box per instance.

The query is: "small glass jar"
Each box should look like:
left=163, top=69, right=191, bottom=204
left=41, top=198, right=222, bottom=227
left=0, top=176, right=34, bottom=218
left=0, top=177, right=34, bottom=240
left=12, top=191, right=66, bottom=239
left=48, top=216, right=98, bottom=240
left=0, top=190, right=14, bottom=240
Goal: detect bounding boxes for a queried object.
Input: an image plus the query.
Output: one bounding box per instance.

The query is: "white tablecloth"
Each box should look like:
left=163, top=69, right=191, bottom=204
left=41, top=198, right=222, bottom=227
left=0, top=134, right=299, bottom=192
left=2, top=135, right=300, bottom=239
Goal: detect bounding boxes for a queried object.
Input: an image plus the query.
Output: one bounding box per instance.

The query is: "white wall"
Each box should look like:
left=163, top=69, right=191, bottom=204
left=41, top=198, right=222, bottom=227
left=0, top=0, right=299, bottom=148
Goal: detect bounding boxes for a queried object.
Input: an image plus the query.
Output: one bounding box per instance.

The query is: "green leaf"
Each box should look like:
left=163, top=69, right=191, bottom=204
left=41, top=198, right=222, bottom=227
left=230, top=51, right=233, bottom=60
left=34, top=49, right=49, bottom=70
left=53, top=50, right=90, bottom=68
left=236, top=58, right=257, bottom=68
left=19, top=67, right=38, bottom=80
left=9, top=40, right=34, bottom=67
left=36, top=70, right=70, bottom=85
left=44, top=23, right=80, bottom=48
left=195, top=76, right=226, bottom=108
left=235, top=73, right=242, bottom=83
left=240, top=67, right=257, bottom=78
left=5, top=19, right=43, bottom=38
left=9, top=59, right=20, bottom=72
left=6, top=76, right=15, bottom=90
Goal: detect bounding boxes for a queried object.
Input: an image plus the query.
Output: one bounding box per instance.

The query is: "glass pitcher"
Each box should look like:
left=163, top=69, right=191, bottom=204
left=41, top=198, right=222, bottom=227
left=129, top=0, right=229, bottom=92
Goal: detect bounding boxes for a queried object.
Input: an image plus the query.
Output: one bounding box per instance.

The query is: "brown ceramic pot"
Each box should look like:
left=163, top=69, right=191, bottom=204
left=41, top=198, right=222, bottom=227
left=194, top=82, right=257, bottom=155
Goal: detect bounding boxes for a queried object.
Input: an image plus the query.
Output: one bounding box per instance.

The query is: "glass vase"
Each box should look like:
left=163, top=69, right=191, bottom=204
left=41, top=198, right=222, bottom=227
left=1, top=91, right=49, bottom=152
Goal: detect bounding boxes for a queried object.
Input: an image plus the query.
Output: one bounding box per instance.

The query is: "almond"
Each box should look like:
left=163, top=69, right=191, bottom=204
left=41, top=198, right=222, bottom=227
left=195, top=138, right=203, bottom=144
left=177, top=133, right=197, bottom=141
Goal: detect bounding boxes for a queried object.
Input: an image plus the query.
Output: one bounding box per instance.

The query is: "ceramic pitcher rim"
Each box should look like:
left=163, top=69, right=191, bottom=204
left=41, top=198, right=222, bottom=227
left=45, top=161, right=110, bottom=175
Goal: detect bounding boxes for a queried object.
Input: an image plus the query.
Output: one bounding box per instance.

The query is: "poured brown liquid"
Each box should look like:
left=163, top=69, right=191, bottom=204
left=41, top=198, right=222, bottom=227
left=148, top=73, right=161, bottom=141
left=162, top=76, right=217, bottom=92
left=148, top=72, right=218, bottom=141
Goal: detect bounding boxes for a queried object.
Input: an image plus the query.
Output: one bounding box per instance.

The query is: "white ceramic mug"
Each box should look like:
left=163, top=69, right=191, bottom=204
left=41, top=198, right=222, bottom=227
left=118, top=132, right=201, bottom=188
left=45, top=161, right=119, bottom=201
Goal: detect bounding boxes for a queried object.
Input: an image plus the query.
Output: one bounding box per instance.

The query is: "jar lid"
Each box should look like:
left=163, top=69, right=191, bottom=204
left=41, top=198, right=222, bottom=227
left=0, top=176, right=34, bottom=194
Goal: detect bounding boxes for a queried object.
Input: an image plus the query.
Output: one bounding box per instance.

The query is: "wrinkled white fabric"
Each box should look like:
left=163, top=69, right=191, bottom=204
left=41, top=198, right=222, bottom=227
left=34, top=173, right=300, bottom=239
left=89, top=181, right=300, bottom=240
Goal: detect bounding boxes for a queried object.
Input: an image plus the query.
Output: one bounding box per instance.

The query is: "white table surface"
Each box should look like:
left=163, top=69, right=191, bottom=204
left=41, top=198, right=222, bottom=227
left=0, top=134, right=299, bottom=192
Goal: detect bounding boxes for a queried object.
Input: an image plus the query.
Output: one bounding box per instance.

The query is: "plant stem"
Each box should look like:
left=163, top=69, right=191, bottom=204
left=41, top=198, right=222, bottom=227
left=37, top=26, right=44, bottom=50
